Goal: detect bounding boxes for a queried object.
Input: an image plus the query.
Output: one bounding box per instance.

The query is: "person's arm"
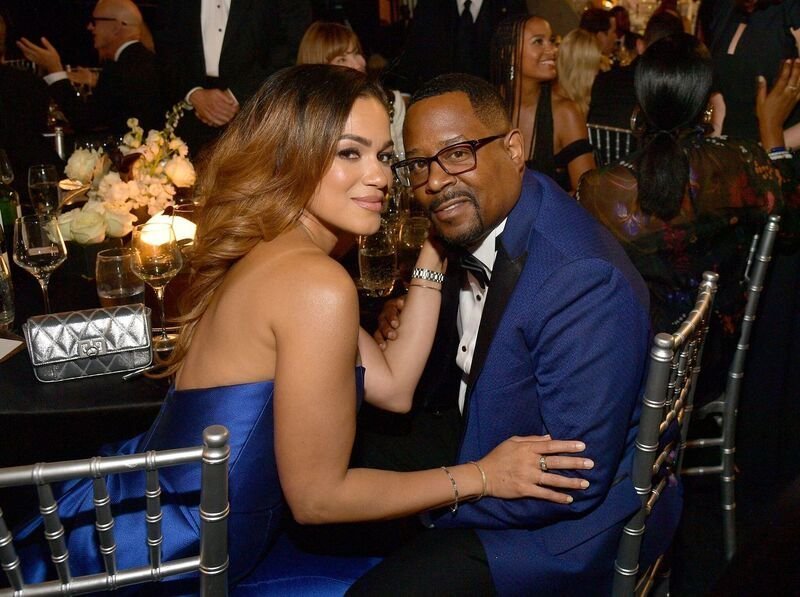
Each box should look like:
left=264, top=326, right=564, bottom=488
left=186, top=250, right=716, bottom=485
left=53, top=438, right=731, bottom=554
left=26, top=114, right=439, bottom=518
left=272, top=258, right=592, bottom=525
left=555, top=99, right=597, bottom=193
left=357, top=239, right=444, bottom=412
left=431, top=260, right=650, bottom=529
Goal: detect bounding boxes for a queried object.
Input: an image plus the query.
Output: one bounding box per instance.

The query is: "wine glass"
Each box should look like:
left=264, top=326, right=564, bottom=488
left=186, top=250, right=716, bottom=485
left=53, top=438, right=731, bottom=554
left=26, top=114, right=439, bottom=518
left=0, top=150, right=14, bottom=186
left=397, top=216, right=431, bottom=288
left=0, top=253, right=14, bottom=333
left=95, top=247, right=146, bottom=307
left=13, top=214, right=68, bottom=314
left=130, top=222, right=184, bottom=353
left=28, top=164, right=60, bottom=215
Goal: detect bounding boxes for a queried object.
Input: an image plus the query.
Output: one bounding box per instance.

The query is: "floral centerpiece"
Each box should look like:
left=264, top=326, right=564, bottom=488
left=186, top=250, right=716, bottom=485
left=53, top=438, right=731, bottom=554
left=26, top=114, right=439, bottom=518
left=59, top=102, right=196, bottom=245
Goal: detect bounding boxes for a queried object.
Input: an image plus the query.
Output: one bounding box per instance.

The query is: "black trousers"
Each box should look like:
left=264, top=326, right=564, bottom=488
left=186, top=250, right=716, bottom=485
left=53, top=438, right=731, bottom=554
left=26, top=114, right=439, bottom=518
left=346, top=527, right=495, bottom=596
left=344, top=405, right=495, bottom=595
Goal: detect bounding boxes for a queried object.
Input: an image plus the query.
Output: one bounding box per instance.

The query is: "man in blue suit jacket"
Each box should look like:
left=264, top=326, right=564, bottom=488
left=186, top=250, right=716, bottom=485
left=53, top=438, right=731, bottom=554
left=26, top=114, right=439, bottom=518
left=351, top=74, right=681, bottom=595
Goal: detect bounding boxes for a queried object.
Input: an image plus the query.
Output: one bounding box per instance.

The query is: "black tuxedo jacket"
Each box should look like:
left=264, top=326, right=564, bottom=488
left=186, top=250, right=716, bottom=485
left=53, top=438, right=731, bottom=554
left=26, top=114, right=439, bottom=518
left=391, top=0, right=527, bottom=93
left=49, top=41, right=163, bottom=135
left=155, top=0, right=310, bottom=153
left=587, top=60, right=638, bottom=130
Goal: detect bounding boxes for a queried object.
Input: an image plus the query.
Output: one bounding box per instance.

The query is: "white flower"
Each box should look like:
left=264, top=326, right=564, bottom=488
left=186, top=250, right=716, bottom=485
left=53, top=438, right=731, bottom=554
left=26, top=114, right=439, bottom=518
left=164, top=156, right=196, bottom=187
left=55, top=209, right=79, bottom=241
left=104, top=207, right=138, bottom=237
left=70, top=209, right=106, bottom=244
left=65, top=148, right=102, bottom=183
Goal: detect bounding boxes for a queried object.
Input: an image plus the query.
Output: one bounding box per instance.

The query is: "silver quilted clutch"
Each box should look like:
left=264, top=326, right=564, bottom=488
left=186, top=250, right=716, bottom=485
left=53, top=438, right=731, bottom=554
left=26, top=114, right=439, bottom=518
left=23, top=304, right=153, bottom=383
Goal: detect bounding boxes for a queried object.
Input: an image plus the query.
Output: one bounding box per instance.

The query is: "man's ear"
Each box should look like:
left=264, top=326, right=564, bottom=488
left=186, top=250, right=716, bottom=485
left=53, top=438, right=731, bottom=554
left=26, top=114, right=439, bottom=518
left=636, top=37, right=646, bottom=56
left=505, top=129, right=525, bottom=168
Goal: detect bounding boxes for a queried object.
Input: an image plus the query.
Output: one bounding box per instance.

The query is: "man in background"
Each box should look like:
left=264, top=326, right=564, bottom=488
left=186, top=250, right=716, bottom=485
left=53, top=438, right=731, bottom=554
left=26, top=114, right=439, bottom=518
left=388, top=0, right=526, bottom=94
left=155, top=0, right=311, bottom=156
left=17, top=0, right=162, bottom=136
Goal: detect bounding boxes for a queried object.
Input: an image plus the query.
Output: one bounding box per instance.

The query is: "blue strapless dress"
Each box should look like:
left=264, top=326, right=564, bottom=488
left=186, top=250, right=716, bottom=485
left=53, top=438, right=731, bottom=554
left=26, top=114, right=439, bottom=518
left=13, top=368, right=381, bottom=594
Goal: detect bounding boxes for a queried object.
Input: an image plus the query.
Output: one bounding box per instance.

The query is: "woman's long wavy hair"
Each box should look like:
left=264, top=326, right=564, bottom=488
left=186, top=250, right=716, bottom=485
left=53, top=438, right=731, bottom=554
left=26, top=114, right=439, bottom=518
left=490, top=15, right=556, bottom=176
left=634, top=33, right=712, bottom=220
left=161, top=65, right=386, bottom=377
left=557, top=28, right=602, bottom=117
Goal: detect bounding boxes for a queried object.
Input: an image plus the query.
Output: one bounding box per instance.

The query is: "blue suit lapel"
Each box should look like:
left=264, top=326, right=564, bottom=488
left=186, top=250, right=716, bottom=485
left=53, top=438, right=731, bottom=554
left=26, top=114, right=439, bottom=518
left=463, top=174, right=541, bottom=412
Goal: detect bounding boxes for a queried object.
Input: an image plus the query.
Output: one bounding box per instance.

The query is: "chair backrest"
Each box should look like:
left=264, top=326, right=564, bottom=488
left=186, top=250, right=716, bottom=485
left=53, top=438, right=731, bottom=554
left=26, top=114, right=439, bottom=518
left=612, top=272, right=719, bottom=597
left=587, top=123, right=637, bottom=167
left=0, top=425, right=229, bottom=596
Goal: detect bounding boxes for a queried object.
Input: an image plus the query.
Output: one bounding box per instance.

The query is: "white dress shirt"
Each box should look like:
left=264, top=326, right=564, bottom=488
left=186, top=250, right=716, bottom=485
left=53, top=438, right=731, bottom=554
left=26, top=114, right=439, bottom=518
left=456, top=218, right=506, bottom=413
left=456, top=0, right=483, bottom=20
left=201, top=0, right=230, bottom=78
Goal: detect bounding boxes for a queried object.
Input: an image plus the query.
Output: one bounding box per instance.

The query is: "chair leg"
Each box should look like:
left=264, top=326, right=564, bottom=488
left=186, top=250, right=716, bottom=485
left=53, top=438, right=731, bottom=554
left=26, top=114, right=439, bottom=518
left=720, top=396, right=738, bottom=561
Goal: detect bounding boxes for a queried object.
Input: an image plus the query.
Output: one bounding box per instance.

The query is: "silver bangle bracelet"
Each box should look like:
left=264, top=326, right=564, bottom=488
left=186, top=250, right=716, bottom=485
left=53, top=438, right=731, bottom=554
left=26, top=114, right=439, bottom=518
left=411, top=267, right=445, bottom=285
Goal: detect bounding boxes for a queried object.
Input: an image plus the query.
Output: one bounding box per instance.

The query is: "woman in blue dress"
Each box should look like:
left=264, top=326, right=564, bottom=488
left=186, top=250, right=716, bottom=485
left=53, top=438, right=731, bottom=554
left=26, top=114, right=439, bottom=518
left=11, top=65, right=592, bottom=592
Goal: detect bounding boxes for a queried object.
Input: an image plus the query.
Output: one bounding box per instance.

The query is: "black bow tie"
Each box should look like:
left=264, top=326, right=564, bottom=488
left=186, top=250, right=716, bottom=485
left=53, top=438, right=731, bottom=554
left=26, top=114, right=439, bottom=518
left=460, top=253, right=490, bottom=289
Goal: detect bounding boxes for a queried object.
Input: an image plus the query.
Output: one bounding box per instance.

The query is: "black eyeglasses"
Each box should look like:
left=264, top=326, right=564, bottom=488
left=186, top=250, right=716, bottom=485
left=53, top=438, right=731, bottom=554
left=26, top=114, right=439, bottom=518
left=392, top=134, right=507, bottom=188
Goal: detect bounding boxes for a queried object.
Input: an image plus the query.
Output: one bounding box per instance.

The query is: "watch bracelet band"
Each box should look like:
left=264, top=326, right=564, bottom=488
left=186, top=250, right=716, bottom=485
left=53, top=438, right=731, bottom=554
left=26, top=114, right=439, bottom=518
left=411, top=267, right=445, bottom=285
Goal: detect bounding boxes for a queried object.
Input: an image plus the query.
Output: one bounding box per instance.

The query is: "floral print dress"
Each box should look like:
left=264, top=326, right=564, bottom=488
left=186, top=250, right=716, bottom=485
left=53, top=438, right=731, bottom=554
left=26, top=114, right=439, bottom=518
left=577, top=133, right=783, bottom=395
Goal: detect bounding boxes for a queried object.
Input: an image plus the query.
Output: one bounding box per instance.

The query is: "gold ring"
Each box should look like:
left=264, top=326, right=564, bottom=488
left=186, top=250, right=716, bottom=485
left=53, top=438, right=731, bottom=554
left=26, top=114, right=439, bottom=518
left=539, top=455, right=548, bottom=472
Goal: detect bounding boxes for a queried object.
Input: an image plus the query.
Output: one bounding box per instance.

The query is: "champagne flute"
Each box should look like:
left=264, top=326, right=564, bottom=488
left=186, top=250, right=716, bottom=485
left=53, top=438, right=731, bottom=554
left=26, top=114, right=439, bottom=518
left=397, top=216, right=431, bottom=288
left=0, top=253, right=14, bottom=333
left=13, top=214, right=68, bottom=314
left=28, top=164, right=60, bottom=215
left=0, top=149, right=14, bottom=185
left=130, top=222, right=184, bottom=352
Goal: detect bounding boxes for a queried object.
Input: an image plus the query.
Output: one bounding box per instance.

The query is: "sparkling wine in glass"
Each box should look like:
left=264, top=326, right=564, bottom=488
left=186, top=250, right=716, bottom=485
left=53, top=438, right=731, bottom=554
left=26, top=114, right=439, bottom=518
left=28, top=164, right=60, bottom=215
left=397, top=216, right=431, bottom=288
left=131, top=222, right=183, bottom=353
left=13, top=214, right=67, bottom=314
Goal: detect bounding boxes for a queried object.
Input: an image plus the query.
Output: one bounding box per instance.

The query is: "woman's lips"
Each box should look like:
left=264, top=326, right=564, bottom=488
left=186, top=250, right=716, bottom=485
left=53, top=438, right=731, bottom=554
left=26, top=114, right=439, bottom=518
left=352, top=196, right=384, bottom=212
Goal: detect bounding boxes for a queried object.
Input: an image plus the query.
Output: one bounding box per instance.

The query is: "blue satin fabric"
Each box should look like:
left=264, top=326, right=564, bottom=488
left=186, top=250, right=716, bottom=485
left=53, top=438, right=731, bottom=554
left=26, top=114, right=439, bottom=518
left=14, top=378, right=282, bottom=589
left=14, top=368, right=378, bottom=594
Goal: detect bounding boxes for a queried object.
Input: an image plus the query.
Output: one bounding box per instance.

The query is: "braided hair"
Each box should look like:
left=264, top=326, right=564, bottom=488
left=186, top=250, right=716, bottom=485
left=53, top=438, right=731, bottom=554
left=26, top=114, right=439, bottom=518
left=490, top=15, right=555, bottom=177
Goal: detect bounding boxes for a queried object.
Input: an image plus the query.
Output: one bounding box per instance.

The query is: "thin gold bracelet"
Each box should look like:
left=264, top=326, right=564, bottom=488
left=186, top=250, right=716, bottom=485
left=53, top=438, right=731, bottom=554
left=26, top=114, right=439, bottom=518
left=468, top=461, right=487, bottom=500
left=441, top=466, right=459, bottom=513
left=408, top=281, right=442, bottom=291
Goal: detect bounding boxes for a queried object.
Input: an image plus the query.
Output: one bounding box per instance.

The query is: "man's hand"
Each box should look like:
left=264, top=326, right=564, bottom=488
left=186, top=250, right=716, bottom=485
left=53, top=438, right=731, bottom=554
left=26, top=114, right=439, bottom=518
left=188, top=88, right=239, bottom=127
left=756, top=58, right=800, bottom=150
left=66, top=67, right=99, bottom=88
left=16, top=37, right=64, bottom=74
left=373, top=296, right=405, bottom=349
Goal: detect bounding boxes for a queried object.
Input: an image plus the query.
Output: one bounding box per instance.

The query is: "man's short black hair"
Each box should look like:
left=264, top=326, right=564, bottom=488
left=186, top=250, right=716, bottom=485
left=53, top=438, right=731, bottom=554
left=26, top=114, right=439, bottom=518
left=579, top=8, right=613, bottom=34
left=409, top=73, right=511, bottom=132
left=643, top=12, right=685, bottom=47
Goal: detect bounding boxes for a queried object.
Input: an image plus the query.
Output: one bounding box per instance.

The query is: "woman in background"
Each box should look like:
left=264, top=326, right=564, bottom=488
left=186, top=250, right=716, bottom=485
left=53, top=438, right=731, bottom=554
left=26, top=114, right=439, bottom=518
left=578, top=33, right=783, bottom=396
left=297, top=21, right=406, bottom=156
left=491, top=15, right=595, bottom=193
left=556, top=28, right=603, bottom=118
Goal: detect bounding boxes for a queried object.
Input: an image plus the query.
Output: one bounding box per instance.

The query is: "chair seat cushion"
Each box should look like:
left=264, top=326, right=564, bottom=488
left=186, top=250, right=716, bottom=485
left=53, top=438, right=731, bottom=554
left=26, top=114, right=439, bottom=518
left=232, top=532, right=382, bottom=596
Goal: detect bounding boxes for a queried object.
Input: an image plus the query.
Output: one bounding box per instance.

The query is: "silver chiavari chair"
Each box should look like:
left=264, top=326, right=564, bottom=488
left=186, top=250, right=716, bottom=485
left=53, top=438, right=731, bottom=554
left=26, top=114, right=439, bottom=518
left=680, top=214, right=781, bottom=561
left=587, top=123, right=637, bottom=167
left=0, top=425, right=230, bottom=596
left=613, top=272, right=719, bottom=597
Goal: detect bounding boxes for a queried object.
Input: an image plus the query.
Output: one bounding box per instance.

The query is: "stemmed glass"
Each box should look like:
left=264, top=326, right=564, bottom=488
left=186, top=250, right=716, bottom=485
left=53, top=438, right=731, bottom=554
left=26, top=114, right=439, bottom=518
left=27, top=164, right=60, bottom=215
left=13, top=214, right=68, bottom=314
left=130, top=222, right=184, bottom=353
left=0, top=150, right=14, bottom=186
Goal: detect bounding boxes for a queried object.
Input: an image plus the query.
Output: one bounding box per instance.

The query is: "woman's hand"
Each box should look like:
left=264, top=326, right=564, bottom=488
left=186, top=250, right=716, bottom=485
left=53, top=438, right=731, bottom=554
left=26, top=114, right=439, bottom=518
left=756, top=58, right=800, bottom=150
left=373, top=296, right=404, bottom=348
left=478, top=435, right=593, bottom=504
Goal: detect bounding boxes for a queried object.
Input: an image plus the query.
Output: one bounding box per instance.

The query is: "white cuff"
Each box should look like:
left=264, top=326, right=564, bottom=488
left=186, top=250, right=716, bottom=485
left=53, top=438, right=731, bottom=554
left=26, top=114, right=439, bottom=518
left=185, top=86, right=204, bottom=107
left=44, top=71, right=68, bottom=85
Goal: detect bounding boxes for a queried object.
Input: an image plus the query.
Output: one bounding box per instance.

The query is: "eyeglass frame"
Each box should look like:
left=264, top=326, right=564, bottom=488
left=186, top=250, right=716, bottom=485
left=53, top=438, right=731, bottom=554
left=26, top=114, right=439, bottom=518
left=391, top=133, right=508, bottom=188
